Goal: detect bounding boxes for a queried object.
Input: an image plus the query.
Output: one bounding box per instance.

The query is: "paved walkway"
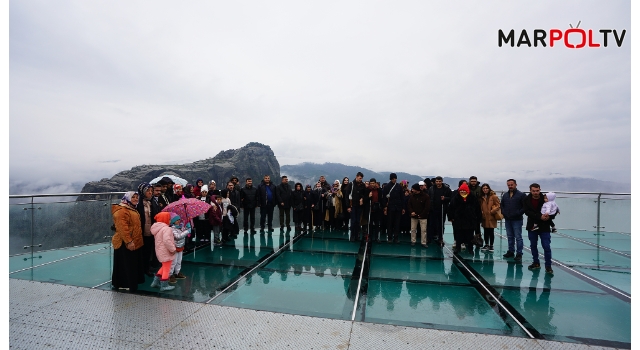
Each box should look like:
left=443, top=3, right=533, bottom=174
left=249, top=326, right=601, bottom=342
left=9, top=279, right=620, bottom=349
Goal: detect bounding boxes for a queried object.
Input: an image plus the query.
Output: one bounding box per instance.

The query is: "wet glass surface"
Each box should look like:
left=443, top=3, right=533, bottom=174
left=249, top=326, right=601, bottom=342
left=8, top=224, right=631, bottom=348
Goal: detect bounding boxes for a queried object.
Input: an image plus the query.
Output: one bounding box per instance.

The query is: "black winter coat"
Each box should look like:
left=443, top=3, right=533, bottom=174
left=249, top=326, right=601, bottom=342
left=276, top=183, right=292, bottom=209
left=428, top=185, right=452, bottom=211
left=240, top=185, right=259, bottom=209
left=523, top=194, right=557, bottom=232
left=345, top=181, right=368, bottom=208
left=448, top=193, right=482, bottom=231
left=382, top=181, right=404, bottom=212
left=303, top=190, right=318, bottom=210
left=291, top=190, right=304, bottom=211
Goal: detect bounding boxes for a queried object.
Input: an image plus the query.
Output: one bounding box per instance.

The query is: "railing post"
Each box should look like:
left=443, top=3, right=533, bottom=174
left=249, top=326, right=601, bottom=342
left=593, top=193, right=605, bottom=266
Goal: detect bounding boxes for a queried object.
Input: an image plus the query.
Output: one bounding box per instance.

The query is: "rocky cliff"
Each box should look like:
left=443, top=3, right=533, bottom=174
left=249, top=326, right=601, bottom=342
left=78, top=142, right=280, bottom=200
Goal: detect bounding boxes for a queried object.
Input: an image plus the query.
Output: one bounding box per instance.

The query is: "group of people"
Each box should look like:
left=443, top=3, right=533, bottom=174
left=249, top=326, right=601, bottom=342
left=110, top=173, right=559, bottom=292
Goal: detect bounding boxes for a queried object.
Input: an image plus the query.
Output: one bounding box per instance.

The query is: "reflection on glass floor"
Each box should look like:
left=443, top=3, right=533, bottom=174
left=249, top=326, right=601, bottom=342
left=9, top=225, right=630, bottom=348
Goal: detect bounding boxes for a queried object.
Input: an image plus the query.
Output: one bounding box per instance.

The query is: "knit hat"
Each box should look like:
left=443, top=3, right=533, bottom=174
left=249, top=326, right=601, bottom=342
left=459, top=183, right=470, bottom=192
left=173, top=184, right=183, bottom=192
left=411, top=183, right=420, bottom=191
left=418, top=181, right=425, bottom=186
left=389, top=173, right=397, bottom=180
left=154, top=212, right=171, bottom=225
left=201, top=185, right=209, bottom=193
left=169, top=213, right=181, bottom=226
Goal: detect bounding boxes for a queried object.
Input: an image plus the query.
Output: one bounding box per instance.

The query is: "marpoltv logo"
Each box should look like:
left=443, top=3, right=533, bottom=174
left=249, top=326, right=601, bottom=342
left=498, top=21, right=626, bottom=48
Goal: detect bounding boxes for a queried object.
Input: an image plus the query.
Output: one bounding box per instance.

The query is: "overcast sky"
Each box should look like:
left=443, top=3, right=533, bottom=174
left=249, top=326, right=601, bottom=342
left=9, top=1, right=631, bottom=193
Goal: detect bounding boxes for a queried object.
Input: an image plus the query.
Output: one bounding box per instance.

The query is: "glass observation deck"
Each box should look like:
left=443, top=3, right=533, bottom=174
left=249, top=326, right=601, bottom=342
left=9, top=191, right=631, bottom=348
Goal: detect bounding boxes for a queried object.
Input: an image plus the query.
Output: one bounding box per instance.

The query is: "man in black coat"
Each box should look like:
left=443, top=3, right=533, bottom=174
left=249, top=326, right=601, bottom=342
left=382, top=173, right=404, bottom=243
left=226, top=181, right=241, bottom=209
left=346, top=172, right=368, bottom=241
left=257, top=175, right=277, bottom=232
left=240, top=178, right=259, bottom=234
left=428, top=176, right=451, bottom=246
left=523, top=183, right=556, bottom=274
left=275, top=175, right=292, bottom=230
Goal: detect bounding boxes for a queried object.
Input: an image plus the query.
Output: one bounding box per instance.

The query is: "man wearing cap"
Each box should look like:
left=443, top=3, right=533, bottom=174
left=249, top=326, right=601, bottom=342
left=382, top=173, right=404, bottom=243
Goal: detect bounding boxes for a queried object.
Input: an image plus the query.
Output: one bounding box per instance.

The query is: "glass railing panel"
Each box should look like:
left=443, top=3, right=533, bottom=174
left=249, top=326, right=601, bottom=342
left=9, top=203, right=34, bottom=256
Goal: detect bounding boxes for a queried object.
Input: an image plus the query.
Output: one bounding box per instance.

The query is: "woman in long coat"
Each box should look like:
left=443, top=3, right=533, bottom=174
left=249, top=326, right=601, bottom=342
left=479, top=183, right=500, bottom=252
left=448, top=183, right=482, bottom=254
left=291, top=183, right=305, bottom=231
left=111, top=191, right=145, bottom=291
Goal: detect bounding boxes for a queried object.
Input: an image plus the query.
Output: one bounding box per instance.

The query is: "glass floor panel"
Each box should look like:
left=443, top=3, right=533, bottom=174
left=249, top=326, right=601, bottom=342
left=10, top=251, right=113, bottom=287
left=291, top=237, right=360, bottom=254
left=364, top=280, right=523, bottom=336
left=369, top=255, right=468, bottom=284
left=265, top=250, right=356, bottom=277
left=118, top=263, right=247, bottom=302
left=212, top=270, right=355, bottom=320
left=573, top=266, right=631, bottom=294
left=464, top=259, right=604, bottom=293
left=498, top=286, right=630, bottom=344
left=9, top=243, right=111, bottom=273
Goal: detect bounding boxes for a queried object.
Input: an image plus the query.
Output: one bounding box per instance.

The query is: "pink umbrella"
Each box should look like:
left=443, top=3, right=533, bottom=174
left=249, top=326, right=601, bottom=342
left=162, top=197, right=211, bottom=222
left=162, top=198, right=212, bottom=256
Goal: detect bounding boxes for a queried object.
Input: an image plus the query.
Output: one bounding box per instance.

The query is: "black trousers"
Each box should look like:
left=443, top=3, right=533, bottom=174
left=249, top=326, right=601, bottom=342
left=243, top=208, right=256, bottom=231
left=260, top=205, right=275, bottom=229
left=454, top=228, right=474, bottom=252
left=483, top=227, right=495, bottom=246
left=141, top=235, right=159, bottom=273
left=386, top=210, right=402, bottom=241
left=279, top=206, right=291, bottom=228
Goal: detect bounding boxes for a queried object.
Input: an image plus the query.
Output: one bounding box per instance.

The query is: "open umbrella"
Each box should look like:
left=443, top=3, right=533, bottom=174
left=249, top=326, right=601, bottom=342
left=162, top=197, right=212, bottom=256
left=149, top=174, right=188, bottom=186
left=162, top=197, right=211, bottom=222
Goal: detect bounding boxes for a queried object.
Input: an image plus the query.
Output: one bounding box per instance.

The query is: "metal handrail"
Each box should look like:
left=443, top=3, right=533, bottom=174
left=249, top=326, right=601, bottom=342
left=9, top=192, right=127, bottom=198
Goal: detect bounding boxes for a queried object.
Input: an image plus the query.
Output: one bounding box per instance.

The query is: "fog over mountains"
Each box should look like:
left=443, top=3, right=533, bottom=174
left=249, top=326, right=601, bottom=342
left=9, top=152, right=630, bottom=196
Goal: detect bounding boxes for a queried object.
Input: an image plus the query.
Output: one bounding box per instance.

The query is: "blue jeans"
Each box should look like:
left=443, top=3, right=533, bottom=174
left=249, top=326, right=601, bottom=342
left=528, top=230, right=552, bottom=268
left=505, top=219, right=523, bottom=255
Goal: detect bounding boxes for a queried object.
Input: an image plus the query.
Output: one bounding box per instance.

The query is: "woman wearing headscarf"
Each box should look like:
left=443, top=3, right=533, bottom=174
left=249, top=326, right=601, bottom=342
left=340, top=177, right=351, bottom=230
left=303, top=184, right=316, bottom=232
left=193, top=178, right=204, bottom=198
left=448, top=183, right=482, bottom=254
left=172, top=184, right=184, bottom=202
left=312, top=182, right=325, bottom=229
left=325, top=180, right=343, bottom=229
left=183, top=184, right=195, bottom=199
left=136, top=182, right=160, bottom=276
left=111, top=191, right=145, bottom=291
